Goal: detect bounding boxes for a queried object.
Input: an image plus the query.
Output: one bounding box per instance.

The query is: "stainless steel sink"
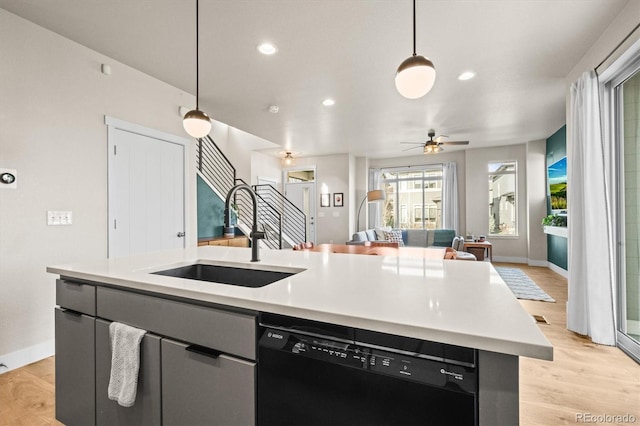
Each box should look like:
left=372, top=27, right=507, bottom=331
left=151, top=262, right=303, bottom=288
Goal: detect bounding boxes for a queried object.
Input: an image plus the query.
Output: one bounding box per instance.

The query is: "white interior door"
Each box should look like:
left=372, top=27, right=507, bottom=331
left=285, top=182, right=316, bottom=244
left=108, top=122, right=186, bottom=258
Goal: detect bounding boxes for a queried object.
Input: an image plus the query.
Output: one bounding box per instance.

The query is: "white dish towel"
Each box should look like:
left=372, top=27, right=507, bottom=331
left=107, top=322, right=147, bottom=407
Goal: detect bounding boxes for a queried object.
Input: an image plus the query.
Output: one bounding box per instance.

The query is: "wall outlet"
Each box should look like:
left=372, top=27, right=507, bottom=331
left=47, top=211, right=73, bottom=226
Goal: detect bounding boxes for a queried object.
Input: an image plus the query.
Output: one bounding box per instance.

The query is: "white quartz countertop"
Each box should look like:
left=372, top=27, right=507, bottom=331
left=48, top=246, right=553, bottom=361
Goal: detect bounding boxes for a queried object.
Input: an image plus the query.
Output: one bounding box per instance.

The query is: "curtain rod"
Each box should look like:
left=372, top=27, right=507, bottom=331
left=371, top=163, right=445, bottom=172
left=595, top=22, right=640, bottom=74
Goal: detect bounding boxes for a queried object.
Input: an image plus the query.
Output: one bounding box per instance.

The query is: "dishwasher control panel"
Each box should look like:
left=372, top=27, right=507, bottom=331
left=259, top=327, right=477, bottom=394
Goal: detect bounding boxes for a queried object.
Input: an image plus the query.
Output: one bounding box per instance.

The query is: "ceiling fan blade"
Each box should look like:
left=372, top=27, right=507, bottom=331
left=402, top=145, right=424, bottom=151
left=441, top=141, right=469, bottom=145
left=400, top=142, right=425, bottom=145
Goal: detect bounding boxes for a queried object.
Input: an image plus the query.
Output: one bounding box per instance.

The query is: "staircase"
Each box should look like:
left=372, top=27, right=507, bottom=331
left=196, top=136, right=306, bottom=249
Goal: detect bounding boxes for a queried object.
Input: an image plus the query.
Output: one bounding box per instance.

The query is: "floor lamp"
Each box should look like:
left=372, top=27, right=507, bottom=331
left=356, top=189, right=386, bottom=232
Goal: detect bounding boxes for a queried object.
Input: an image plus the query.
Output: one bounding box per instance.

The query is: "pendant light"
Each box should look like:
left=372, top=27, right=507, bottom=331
left=183, top=0, right=212, bottom=138
left=395, top=0, right=436, bottom=99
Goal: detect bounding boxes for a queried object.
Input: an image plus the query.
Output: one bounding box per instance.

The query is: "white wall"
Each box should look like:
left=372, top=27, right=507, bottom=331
left=251, top=151, right=283, bottom=190
left=526, top=140, right=549, bottom=265
left=206, top=121, right=279, bottom=186
left=287, top=154, right=352, bottom=244
left=0, top=10, right=270, bottom=371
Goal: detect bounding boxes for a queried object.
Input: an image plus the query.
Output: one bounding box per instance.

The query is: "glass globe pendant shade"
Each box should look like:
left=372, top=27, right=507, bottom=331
left=282, top=152, right=295, bottom=166
left=395, top=55, right=436, bottom=99
left=183, top=109, right=212, bottom=138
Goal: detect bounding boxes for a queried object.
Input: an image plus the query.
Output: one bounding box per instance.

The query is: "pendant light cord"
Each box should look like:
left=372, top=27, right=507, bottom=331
left=412, top=0, right=416, bottom=56
left=195, top=0, right=200, bottom=109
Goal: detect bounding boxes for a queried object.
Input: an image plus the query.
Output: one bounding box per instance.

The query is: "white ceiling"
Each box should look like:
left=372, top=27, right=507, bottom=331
left=0, top=0, right=630, bottom=159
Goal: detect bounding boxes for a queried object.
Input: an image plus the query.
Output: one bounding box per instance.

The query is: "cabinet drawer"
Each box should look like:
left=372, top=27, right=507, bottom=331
left=161, top=338, right=256, bottom=426
left=96, top=286, right=256, bottom=360
left=56, top=279, right=96, bottom=315
left=96, top=320, right=161, bottom=426
left=55, top=308, right=95, bottom=426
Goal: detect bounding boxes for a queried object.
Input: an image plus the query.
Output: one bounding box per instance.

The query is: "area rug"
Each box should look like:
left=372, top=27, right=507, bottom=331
left=494, top=267, right=555, bottom=302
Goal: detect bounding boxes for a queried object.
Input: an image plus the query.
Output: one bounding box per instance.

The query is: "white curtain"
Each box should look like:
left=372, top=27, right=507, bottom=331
left=442, top=162, right=459, bottom=233
left=567, top=70, right=616, bottom=345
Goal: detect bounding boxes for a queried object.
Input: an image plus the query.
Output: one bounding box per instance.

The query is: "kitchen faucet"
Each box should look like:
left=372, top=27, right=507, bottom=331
left=224, top=184, right=266, bottom=262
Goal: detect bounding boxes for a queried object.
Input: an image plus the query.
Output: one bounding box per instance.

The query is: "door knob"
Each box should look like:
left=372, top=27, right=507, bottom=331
left=177, top=232, right=185, bottom=237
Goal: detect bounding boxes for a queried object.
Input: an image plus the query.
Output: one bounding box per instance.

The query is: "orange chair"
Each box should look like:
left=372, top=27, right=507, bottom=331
left=293, top=242, right=314, bottom=251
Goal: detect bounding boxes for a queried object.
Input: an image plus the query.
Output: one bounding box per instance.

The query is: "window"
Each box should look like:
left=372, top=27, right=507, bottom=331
left=380, top=165, right=442, bottom=229
left=399, top=205, right=408, bottom=227
left=488, top=161, right=517, bottom=236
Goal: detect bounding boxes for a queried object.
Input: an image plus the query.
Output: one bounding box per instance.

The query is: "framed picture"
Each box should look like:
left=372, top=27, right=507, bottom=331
left=333, top=192, right=344, bottom=207
left=320, top=193, right=330, bottom=207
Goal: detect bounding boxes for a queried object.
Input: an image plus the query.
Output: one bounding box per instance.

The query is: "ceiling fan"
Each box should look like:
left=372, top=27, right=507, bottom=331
left=401, top=129, right=470, bottom=154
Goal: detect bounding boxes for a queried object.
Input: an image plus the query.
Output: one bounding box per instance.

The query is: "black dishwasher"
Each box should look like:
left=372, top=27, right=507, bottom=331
left=258, top=313, right=478, bottom=426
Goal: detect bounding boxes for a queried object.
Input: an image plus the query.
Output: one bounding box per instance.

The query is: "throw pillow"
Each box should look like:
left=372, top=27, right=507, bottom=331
left=374, top=226, right=391, bottom=240
left=384, top=230, right=405, bottom=247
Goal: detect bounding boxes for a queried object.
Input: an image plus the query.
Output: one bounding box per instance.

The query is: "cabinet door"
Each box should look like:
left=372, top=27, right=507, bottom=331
left=55, top=307, right=95, bottom=426
left=161, top=338, right=256, bottom=426
left=95, top=320, right=161, bottom=426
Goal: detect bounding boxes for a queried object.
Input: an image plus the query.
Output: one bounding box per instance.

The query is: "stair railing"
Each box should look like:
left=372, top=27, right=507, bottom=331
left=253, top=184, right=306, bottom=245
left=234, top=178, right=283, bottom=249
left=197, top=136, right=306, bottom=249
left=197, top=136, right=236, bottom=199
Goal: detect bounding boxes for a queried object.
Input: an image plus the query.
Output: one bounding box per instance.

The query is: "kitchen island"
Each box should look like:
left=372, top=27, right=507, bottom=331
left=48, top=246, right=552, bottom=426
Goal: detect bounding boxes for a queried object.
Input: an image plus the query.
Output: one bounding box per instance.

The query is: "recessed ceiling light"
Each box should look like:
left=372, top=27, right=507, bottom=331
left=269, top=105, right=279, bottom=114
left=257, top=43, right=278, bottom=55
left=322, top=99, right=335, bottom=106
left=458, top=71, right=476, bottom=81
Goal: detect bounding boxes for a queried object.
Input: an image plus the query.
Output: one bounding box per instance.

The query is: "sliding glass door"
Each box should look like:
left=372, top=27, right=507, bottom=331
left=609, top=58, right=640, bottom=363
left=619, top=68, right=640, bottom=361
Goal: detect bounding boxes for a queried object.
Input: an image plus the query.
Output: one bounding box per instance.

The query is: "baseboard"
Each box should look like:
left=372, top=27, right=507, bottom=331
left=493, top=256, right=528, bottom=264
left=547, top=262, right=568, bottom=278
left=0, top=339, right=54, bottom=374
left=527, top=259, right=548, bottom=267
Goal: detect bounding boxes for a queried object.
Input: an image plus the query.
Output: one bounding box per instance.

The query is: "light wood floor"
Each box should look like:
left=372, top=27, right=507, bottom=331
left=1, top=263, right=638, bottom=426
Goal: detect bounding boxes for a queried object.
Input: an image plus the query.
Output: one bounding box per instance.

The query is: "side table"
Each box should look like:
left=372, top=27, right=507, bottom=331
left=463, top=241, right=493, bottom=262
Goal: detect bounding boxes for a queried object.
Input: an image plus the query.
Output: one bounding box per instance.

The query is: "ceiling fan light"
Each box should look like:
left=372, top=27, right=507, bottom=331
left=423, top=143, right=441, bottom=154
left=183, top=109, right=212, bottom=138
left=395, top=55, right=436, bottom=99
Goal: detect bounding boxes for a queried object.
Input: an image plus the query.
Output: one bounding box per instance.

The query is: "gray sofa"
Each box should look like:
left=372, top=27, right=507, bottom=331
left=347, top=228, right=457, bottom=248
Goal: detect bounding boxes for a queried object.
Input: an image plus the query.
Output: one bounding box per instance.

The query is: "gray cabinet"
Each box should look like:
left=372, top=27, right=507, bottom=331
left=95, top=319, right=162, bottom=426
left=161, top=338, right=256, bottom=426
left=55, top=307, right=96, bottom=426
left=55, top=277, right=258, bottom=426
left=97, top=286, right=256, bottom=360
